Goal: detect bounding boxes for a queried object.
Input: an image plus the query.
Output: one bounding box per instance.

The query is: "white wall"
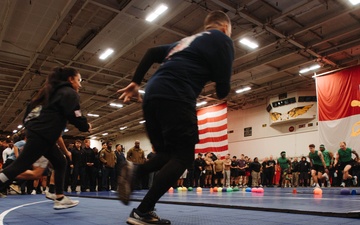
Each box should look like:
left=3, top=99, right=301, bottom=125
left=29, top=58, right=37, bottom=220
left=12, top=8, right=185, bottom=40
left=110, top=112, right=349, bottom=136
left=227, top=104, right=319, bottom=159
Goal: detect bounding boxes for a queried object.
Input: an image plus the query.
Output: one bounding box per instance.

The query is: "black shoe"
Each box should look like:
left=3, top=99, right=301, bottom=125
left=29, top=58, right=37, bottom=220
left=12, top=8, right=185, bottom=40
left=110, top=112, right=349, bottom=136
left=117, top=161, right=134, bottom=205
left=127, top=208, right=171, bottom=225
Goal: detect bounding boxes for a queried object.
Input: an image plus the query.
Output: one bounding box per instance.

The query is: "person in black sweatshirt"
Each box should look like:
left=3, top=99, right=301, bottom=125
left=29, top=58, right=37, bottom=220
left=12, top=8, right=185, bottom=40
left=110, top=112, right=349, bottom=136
left=117, top=10, right=234, bottom=225
left=0, top=67, right=90, bottom=209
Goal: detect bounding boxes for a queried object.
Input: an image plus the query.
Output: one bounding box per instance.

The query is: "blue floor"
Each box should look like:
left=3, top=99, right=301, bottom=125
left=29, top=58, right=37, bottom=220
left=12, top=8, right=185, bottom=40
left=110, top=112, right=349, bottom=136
left=1, top=187, right=360, bottom=225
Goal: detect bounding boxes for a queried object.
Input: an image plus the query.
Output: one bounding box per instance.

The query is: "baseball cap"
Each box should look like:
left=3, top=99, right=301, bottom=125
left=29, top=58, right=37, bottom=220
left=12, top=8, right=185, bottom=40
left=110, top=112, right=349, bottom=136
left=319, top=144, right=325, bottom=148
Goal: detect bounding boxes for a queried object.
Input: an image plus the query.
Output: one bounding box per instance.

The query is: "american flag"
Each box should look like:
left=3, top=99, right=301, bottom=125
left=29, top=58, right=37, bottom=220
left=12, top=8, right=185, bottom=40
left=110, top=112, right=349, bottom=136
left=195, top=103, right=228, bottom=156
left=317, top=64, right=360, bottom=151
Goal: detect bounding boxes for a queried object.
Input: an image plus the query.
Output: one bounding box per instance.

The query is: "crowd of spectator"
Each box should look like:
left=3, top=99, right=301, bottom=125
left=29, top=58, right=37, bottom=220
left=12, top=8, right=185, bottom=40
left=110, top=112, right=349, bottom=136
left=1, top=136, right=359, bottom=196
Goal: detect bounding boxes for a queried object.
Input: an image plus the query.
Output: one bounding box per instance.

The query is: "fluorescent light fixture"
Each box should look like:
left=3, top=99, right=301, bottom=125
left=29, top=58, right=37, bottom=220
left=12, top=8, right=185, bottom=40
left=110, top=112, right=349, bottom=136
left=146, top=4, right=168, bottom=22
left=109, top=103, right=123, bottom=108
left=349, top=0, right=360, bottom=5
left=240, top=38, right=259, bottom=49
left=139, top=120, right=146, bottom=124
left=236, top=87, right=251, bottom=93
left=13, top=129, right=18, bottom=133
left=299, top=68, right=310, bottom=74
left=64, top=128, right=69, bottom=132
left=139, top=90, right=145, bottom=94
left=196, top=101, right=207, bottom=107
left=299, top=64, right=321, bottom=74
left=102, top=133, right=108, bottom=136
left=17, top=125, right=22, bottom=129
left=120, top=126, right=127, bottom=130
left=99, top=48, right=114, bottom=60
left=309, top=64, right=321, bottom=70
left=87, top=113, right=100, bottom=117
left=91, top=137, right=97, bottom=139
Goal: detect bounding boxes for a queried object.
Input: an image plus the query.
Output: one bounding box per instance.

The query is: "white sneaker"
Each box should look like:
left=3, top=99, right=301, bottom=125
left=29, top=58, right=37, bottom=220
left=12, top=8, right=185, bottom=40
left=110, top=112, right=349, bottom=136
left=54, top=196, right=79, bottom=210
left=340, top=182, right=345, bottom=187
left=45, top=191, right=56, bottom=201
left=315, top=183, right=320, bottom=188
left=31, top=190, right=36, bottom=195
left=352, top=176, right=358, bottom=186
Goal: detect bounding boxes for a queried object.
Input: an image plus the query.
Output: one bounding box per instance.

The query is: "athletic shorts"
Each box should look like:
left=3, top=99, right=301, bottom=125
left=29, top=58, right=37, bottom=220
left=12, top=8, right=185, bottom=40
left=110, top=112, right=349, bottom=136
left=205, top=170, right=213, bottom=176
left=33, top=156, right=49, bottom=169
left=338, top=160, right=355, bottom=172
left=214, top=171, right=223, bottom=179
left=311, top=164, right=325, bottom=174
left=238, top=170, right=245, bottom=176
left=179, top=170, right=187, bottom=179
left=230, top=169, right=238, bottom=177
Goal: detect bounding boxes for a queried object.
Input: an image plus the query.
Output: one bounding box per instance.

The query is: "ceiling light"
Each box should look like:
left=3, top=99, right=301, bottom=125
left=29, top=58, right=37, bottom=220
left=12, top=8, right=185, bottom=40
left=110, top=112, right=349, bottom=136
left=120, top=126, right=127, bottom=130
left=299, top=64, right=321, bottom=74
left=146, top=4, right=168, bottom=22
left=236, top=87, right=251, bottom=93
left=196, top=101, right=207, bottom=107
left=64, top=128, right=69, bottom=132
left=139, top=90, right=145, bottom=94
left=349, top=0, right=360, bottom=5
left=91, top=137, right=97, bottom=139
left=17, top=125, right=22, bottom=129
left=102, top=133, right=108, bottom=136
left=87, top=113, right=100, bottom=117
left=99, top=48, right=114, bottom=60
left=139, top=120, right=146, bottom=124
left=110, top=103, right=123, bottom=108
left=13, top=129, right=18, bottom=133
left=240, top=38, right=258, bottom=49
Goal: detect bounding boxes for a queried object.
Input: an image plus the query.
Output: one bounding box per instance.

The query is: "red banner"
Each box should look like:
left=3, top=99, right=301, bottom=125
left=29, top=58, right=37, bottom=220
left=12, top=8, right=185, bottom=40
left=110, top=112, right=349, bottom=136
left=317, top=65, right=360, bottom=121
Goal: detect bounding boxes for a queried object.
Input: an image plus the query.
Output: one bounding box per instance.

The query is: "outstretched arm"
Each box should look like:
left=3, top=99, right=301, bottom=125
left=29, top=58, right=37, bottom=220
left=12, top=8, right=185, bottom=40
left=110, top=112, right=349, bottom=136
left=117, top=45, right=171, bottom=103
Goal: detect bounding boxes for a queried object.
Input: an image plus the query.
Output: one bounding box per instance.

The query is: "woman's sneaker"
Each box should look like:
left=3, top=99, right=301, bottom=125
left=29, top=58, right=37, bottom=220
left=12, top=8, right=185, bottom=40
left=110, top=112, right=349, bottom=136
left=54, top=196, right=79, bottom=210
left=45, top=191, right=56, bottom=200
left=127, top=208, right=171, bottom=225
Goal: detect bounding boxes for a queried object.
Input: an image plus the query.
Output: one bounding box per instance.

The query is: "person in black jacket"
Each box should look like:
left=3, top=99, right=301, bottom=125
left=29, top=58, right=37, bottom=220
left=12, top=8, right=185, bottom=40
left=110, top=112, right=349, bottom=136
left=0, top=67, right=90, bottom=209
left=117, top=10, right=234, bottom=225
left=84, top=139, right=97, bottom=192
left=299, top=156, right=311, bottom=187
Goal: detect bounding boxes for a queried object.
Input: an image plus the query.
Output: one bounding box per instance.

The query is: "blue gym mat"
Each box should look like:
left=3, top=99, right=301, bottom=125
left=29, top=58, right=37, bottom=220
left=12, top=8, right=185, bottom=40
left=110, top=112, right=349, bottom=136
left=1, top=187, right=359, bottom=225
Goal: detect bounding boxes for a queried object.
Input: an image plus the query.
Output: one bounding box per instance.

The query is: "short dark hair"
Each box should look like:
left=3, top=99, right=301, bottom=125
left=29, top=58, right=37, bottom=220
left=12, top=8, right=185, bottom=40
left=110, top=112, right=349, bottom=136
left=309, top=144, right=315, bottom=148
left=204, top=10, right=230, bottom=30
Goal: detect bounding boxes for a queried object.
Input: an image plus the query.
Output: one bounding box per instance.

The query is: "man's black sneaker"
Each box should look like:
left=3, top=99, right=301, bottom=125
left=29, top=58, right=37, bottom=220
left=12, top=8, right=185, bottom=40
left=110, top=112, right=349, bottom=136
left=127, top=208, right=171, bottom=225
left=117, top=161, right=134, bottom=205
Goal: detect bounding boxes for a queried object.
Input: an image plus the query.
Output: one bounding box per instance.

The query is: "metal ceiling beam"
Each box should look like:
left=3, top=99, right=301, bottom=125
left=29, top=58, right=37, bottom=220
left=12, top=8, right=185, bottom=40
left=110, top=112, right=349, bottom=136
left=0, top=0, right=16, bottom=48
left=1, top=0, right=78, bottom=131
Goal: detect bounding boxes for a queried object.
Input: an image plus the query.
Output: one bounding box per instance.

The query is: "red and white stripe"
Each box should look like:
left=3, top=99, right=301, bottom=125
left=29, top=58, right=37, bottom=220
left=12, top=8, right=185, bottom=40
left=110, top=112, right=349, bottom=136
left=195, top=103, right=228, bottom=155
left=317, top=64, right=360, bottom=151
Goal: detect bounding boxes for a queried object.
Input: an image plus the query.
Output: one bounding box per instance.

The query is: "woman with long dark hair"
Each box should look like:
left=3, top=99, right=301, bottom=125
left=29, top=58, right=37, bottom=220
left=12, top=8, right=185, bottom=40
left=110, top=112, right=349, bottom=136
left=0, top=67, right=91, bottom=209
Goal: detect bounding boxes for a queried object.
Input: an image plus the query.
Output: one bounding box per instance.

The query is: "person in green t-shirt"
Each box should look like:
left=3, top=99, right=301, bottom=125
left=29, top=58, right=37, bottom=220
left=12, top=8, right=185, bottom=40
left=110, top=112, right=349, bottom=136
left=319, top=144, right=333, bottom=187
left=308, top=144, right=327, bottom=188
left=336, top=141, right=359, bottom=187
left=277, top=151, right=291, bottom=188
